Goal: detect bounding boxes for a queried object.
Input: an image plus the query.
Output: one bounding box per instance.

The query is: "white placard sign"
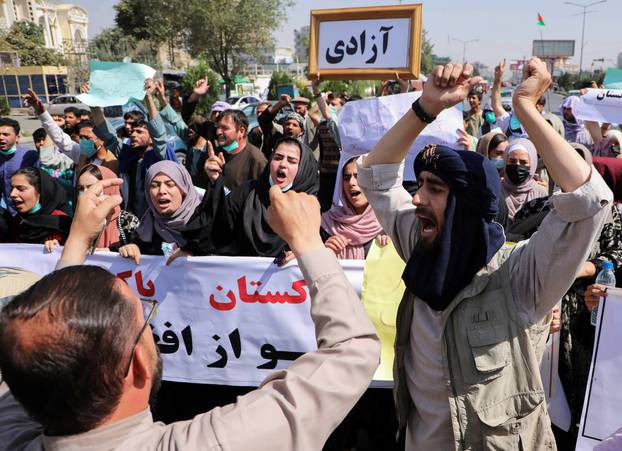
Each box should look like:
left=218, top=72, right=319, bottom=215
left=576, top=289, right=622, bottom=450
left=575, top=89, right=622, bottom=125
left=336, top=91, right=463, bottom=193
left=0, top=244, right=365, bottom=387
left=318, top=18, right=410, bottom=70
left=539, top=318, right=571, bottom=432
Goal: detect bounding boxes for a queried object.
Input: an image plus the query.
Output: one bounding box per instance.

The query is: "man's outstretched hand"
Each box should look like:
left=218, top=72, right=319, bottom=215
left=420, top=63, right=482, bottom=117
left=22, top=89, right=45, bottom=115
left=267, top=186, right=323, bottom=256
left=59, top=178, right=123, bottom=266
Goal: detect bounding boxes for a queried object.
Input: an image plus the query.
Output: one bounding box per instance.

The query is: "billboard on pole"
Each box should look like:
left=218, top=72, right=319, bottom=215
left=532, top=40, right=575, bottom=58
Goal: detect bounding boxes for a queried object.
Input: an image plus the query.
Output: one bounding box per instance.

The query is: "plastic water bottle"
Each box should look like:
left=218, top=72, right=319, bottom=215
left=591, top=261, right=616, bottom=326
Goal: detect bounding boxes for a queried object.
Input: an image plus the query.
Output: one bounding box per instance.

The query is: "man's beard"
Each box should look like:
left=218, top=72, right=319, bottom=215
left=414, top=222, right=439, bottom=257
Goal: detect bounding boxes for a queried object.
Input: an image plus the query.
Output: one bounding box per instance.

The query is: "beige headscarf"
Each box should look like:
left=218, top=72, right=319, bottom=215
left=476, top=130, right=505, bottom=158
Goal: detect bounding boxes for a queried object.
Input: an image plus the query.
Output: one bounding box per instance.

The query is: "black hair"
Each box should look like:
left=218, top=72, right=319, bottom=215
left=77, top=109, right=91, bottom=118
left=219, top=109, right=249, bottom=136
left=63, top=106, right=80, bottom=116
left=77, top=163, right=103, bottom=181
left=12, top=167, right=40, bottom=194
left=76, top=120, right=96, bottom=132
left=0, top=117, right=20, bottom=135
left=537, top=96, right=546, bottom=106
left=0, top=266, right=136, bottom=435
left=462, top=111, right=469, bottom=120
left=488, top=133, right=508, bottom=152
left=33, top=127, right=47, bottom=142
left=468, top=89, right=483, bottom=101
left=123, top=110, right=145, bottom=122
left=273, top=136, right=303, bottom=157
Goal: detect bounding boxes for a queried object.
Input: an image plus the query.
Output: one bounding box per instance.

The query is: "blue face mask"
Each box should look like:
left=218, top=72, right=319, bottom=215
left=79, top=139, right=97, bottom=158
left=0, top=144, right=17, bottom=156
left=509, top=114, right=522, bottom=133
left=329, top=106, right=339, bottom=117
left=221, top=141, right=239, bottom=153
left=484, top=111, right=496, bottom=124
left=493, top=158, right=505, bottom=170
left=269, top=175, right=293, bottom=192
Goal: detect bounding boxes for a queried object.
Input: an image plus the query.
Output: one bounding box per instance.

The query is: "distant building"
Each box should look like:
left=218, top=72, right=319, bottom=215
left=0, top=0, right=88, bottom=56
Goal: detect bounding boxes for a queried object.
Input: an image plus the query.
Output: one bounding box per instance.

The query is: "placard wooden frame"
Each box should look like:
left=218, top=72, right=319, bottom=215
left=308, top=4, right=422, bottom=81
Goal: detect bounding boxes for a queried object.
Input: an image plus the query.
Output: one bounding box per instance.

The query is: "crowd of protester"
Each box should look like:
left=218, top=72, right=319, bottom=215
left=0, top=56, right=621, bottom=450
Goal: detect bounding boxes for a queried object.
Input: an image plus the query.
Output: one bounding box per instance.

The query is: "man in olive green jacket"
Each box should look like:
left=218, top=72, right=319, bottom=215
left=358, top=58, right=613, bottom=450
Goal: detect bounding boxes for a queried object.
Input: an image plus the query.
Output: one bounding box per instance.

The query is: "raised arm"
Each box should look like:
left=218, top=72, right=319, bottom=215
left=156, top=80, right=191, bottom=143
left=311, top=80, right=333, bottom=121
left=143, top=79, right=169, bottom=159
left=491, top=59, right=506, bottom=118
left=23, top=89, right=81, bottom=163
left=362, top=63, right=481, bottom=167
left=508, top=58, right=613, bottom=321
left=513, top=58, right=590, bottom=192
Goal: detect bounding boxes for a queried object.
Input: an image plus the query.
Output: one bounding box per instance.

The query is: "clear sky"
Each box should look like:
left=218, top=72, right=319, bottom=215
left=78, top=0, right=622, bottom=71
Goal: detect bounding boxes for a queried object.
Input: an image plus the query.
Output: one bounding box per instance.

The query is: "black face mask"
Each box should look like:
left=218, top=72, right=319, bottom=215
left=505, top=164, right=531, bottom=185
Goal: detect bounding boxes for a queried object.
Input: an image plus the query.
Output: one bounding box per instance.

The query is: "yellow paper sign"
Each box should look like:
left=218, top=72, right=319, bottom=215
left=361, top=241, right=406, bottom=383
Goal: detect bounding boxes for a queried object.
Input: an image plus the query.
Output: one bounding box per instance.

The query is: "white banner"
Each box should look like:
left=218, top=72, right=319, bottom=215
left=575, top=89, right=622, bottom=125
left=0, top=244, right=365, bottom=387
left=318, top=18, right=411, bottom=70
left=576, top=289, right=622, bottom=450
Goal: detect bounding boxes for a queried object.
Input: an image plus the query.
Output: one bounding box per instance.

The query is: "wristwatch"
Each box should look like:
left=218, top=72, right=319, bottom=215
left=412, top=98, right=437, bottom=124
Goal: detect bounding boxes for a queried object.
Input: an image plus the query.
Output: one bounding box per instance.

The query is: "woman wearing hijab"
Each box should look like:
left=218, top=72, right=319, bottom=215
left=476, top=131, right=508, bottom=174
left=321, top=157, right=388, bottom=259
left=118, top=160, right=203, bottom=263
left=44, top=164, right=140, bottom=253
left=498, top=138, right=548, bottom=228
left=8, top=167, right=71, bottom=245
left=202, top=136, right=319, bottom=257
left=560, top=96, right=592, bottom=146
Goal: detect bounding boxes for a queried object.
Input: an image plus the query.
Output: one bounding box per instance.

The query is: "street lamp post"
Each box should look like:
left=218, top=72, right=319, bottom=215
left=451, top=38, right=479, bottom=63
left=565, top=0, right=606, bottom=77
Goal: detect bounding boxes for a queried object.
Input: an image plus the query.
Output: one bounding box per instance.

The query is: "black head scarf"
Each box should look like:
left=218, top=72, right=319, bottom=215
left=241, top=138, right=319, bottom=256
left=403, top=145, right=505, bottom=310
left=18, top=168, right=71, bottom=244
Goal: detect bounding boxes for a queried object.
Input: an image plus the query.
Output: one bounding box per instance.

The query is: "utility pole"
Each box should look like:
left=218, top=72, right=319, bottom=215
left=451, top=38, right=479, bottom=63
left=565, top=0, right=606, bottom=77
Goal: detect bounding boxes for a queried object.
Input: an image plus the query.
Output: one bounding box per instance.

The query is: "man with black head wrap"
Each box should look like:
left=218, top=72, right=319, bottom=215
left=357, top=59, right=613, bottom=450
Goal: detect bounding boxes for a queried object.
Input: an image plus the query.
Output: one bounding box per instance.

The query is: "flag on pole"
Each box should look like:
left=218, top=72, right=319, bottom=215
left=537, top=13, right=545, bottom=26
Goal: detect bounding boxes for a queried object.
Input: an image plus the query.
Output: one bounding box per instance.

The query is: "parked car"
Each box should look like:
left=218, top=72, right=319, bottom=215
left=27, top=95, right=89, bottom=117
left=226, top=95, right=261, bottom=109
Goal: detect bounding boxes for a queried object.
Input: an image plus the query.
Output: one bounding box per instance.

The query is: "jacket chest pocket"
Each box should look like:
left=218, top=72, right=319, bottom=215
left=467, top=323, right=510, bottom=382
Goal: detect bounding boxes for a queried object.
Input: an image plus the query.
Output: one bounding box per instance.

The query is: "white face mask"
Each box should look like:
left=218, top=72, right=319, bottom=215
left=269, top=175, right=293, bottom=192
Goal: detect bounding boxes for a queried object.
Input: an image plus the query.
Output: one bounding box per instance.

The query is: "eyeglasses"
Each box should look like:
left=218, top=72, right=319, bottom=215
left=123, top=299, right=158, bottom=378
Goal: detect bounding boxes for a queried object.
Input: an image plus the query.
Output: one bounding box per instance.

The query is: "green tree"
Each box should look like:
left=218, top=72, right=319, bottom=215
left=0, top=21, right=66, bottom=66
left=185, top=0, right=291, bottom=97
left=267, top=70, right=294, bottom=100
left=114, top=0, right=186, bottom=66
left=89, top=27, right=136, bottom=61
left=181, top=59, right=221, bottom=116
left=420, top=29, right=434, bottom=75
